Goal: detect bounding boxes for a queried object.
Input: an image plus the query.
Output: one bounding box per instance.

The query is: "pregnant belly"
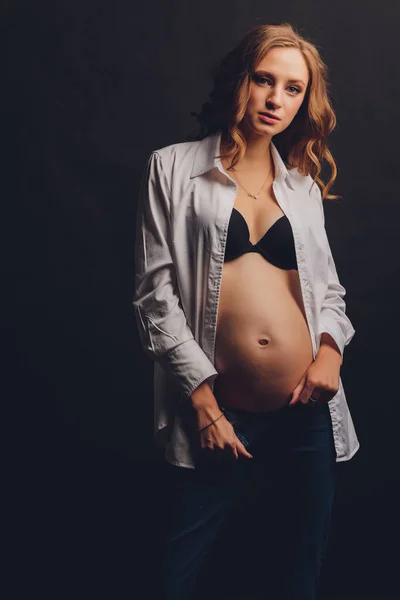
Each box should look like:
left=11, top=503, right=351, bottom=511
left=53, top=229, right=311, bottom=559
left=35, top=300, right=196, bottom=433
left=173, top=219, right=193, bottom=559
left=214, top=254, right=314, bottom=412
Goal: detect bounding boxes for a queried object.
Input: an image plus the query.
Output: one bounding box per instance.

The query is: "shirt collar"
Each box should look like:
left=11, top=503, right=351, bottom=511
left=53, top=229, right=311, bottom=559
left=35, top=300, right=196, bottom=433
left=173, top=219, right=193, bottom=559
left=190, top=131, right=294, bottom=190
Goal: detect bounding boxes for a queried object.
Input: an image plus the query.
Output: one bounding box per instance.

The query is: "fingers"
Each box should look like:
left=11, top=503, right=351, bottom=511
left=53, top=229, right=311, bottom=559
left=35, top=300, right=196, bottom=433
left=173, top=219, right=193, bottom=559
left=198, top=436, right=253, bottom=461
left=197, top=418, right=254, bottom=462
left=236, top=438, right=253, bottom=459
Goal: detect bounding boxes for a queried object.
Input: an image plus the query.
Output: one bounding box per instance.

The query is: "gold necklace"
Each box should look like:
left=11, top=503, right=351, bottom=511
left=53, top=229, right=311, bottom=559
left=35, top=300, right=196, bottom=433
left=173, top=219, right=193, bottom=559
left=231, top=167, right=272, bottom=199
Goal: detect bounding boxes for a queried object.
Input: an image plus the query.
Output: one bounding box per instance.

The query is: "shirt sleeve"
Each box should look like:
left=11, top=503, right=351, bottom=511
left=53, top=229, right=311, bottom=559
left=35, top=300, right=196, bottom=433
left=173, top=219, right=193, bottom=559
left=133, top=151, right=218, bottom=400
left=311, top=181, right=356, bottom=357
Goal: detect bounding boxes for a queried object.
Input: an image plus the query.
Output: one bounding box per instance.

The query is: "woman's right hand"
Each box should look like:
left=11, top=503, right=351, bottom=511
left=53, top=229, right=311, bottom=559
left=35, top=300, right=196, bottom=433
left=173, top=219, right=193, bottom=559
left=186, top=379, right=253, bottom=461
left=197, top=411, right=254, bottom=461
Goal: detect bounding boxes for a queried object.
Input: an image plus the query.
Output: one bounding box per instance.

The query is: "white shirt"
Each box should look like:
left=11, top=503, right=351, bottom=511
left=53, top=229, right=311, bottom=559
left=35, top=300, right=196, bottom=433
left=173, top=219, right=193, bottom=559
left=133, top=131, right=360, bottom=468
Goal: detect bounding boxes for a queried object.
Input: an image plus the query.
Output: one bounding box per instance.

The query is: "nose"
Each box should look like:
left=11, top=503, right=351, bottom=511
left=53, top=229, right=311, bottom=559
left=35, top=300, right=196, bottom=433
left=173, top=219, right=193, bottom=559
left=266, top=87, right=284, bottom=108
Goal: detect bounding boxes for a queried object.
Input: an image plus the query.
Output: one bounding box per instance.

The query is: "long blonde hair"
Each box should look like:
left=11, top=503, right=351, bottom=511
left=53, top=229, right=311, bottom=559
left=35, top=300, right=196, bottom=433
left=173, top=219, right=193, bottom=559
left=186, top=23, right=341, bottom=201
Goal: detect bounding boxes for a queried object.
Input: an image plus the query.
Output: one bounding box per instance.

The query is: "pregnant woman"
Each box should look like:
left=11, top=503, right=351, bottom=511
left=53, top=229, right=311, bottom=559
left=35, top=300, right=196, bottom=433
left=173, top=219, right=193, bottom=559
left=133, top=22, right=359, bottom=600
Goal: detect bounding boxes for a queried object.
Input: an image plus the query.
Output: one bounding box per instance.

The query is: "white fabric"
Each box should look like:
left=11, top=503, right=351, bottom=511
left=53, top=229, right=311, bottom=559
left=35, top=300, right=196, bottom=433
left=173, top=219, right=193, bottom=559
left=133, top=131, right=360, bottom=468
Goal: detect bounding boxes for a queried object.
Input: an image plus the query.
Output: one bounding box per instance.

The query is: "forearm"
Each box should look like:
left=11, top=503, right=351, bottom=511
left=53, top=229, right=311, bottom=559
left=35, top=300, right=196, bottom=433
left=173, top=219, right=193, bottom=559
left=190, top=379, right=221, bottom=414
left=317, top=332, right=343, bottom=365
left=176, top=378, right=224, bottom=433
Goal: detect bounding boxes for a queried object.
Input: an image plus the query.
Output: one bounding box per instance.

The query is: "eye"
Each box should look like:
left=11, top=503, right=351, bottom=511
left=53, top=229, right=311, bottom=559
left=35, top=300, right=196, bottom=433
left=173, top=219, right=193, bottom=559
left=254, top=75, right=271, bottom=85
left=253, top=75, right=302, bottom=94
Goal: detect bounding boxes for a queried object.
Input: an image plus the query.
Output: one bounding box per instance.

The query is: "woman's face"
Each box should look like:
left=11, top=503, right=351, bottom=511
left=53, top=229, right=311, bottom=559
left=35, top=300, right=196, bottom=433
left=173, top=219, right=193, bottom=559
left=241, top=46, right=310, bottom=139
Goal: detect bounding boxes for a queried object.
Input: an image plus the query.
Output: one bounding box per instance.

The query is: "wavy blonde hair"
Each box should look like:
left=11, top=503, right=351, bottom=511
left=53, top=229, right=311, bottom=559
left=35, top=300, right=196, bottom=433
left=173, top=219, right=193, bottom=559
left=186, top=23, right=341, bottom=201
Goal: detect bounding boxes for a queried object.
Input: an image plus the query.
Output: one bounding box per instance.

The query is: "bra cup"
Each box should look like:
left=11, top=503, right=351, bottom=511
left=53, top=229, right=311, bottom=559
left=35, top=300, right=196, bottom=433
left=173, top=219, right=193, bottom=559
left=256, top=215, right=297, bottom=270
left=224, top=208, right=298, bottom=270
left=224, top=208, right=253, bottom=261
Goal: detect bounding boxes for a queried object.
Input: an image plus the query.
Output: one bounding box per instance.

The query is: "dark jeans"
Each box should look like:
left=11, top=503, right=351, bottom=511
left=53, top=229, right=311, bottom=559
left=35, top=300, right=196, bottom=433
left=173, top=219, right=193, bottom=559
left=161, top=399, right=337, bottom=600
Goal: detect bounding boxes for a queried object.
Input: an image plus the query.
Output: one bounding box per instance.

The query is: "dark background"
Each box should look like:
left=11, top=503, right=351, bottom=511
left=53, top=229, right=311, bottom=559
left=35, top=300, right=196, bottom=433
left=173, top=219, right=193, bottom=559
left=2, top=1, right=399, bottom=598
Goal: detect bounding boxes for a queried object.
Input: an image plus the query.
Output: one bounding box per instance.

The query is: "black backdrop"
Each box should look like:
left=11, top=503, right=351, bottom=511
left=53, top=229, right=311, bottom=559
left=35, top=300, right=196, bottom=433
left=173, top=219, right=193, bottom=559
left=2, top=1, right=399, bottom=599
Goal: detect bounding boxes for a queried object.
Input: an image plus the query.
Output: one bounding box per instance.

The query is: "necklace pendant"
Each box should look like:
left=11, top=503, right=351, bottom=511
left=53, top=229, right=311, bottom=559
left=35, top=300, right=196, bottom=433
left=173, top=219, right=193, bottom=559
left=248, top=193, right=259, bottom=199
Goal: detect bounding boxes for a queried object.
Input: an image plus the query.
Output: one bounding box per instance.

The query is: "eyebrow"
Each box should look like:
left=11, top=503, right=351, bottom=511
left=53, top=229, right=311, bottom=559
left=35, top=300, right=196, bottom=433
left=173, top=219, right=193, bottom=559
left=254, top=70, right=307, bottom=86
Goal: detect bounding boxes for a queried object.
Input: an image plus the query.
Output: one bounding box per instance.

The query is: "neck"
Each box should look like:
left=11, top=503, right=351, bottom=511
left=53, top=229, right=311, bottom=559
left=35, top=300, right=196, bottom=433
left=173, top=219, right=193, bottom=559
left=241, top=128, right=273, bottom=166
left=221, top=128, right=275, bottom=175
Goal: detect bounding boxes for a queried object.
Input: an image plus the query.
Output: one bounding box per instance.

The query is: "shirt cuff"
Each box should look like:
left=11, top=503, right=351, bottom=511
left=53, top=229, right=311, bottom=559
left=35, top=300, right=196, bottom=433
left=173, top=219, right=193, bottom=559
left=159, top=337, right=219, bottom=401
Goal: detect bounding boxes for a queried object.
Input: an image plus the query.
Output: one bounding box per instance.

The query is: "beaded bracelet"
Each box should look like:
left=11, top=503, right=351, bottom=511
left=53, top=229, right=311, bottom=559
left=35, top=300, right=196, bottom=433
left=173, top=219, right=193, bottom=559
left=196, top=408, right=226, bottom=432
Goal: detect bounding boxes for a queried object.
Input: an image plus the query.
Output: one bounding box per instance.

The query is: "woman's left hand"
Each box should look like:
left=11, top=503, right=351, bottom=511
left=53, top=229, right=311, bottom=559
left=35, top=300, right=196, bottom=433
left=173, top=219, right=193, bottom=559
left=288, top=348, right=342, bottom=406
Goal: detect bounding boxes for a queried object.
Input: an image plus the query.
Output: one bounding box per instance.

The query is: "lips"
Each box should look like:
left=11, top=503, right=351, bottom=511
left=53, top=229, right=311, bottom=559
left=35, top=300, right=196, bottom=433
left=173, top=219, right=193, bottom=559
left=259, top=112, right=281, bottom=121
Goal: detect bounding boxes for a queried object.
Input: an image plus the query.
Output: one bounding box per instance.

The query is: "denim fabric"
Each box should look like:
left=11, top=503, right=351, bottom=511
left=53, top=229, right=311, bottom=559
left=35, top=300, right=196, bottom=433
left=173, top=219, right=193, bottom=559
left=161, top=401, right=337, bottom=600
left=221, top=404, right=279, bottom=448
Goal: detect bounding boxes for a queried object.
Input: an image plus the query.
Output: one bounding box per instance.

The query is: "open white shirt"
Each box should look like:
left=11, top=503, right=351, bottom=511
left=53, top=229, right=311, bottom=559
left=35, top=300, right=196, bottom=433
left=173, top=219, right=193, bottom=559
left=133, top=131, right=360, bottom=468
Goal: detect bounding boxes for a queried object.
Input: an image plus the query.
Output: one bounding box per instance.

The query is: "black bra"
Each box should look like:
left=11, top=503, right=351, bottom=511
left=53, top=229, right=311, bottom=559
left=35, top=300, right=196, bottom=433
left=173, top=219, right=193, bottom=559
left=224, top=208, right=298, bottom=270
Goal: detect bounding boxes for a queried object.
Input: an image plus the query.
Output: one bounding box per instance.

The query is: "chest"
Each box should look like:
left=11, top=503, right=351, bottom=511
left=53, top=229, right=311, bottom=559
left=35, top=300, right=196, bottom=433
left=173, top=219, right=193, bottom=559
left=231, top=185, right=286, bottom=246
left=171, top=169, right=323, bottom=263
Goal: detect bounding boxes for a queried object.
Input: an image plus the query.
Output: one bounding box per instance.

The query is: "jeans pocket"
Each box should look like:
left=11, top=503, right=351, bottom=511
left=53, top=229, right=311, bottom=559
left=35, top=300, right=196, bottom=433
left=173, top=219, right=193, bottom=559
left=222, top=408, right=250, bottom=448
